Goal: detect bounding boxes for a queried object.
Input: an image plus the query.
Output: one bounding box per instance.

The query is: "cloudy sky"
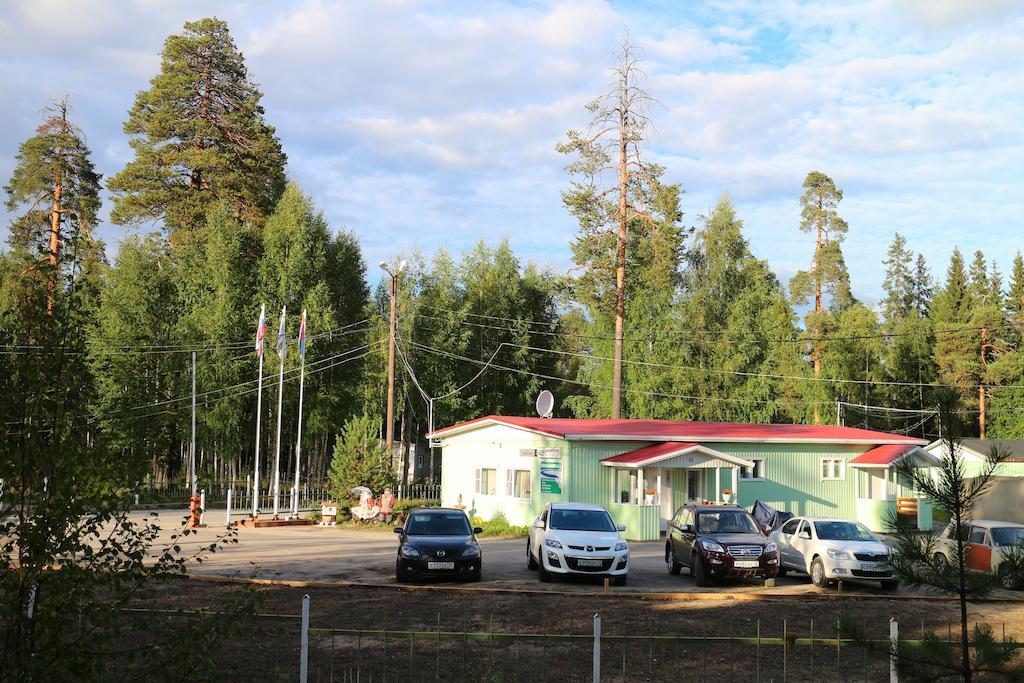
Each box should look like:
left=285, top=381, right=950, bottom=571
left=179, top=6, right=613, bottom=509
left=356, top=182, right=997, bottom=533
left=2, top=0, right=1023, bottom=302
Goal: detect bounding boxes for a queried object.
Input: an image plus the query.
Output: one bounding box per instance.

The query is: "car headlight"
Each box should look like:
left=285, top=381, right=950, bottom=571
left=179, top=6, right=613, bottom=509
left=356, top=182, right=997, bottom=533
left=827, top=548, right=852, bottom=560
left=701, top=539, right=725, bottom=553
left=765, top=542, right=778, bottom=553
left=462, top=544, right=480, bottom=557
left=401, top=544, right=420, bottom=557
left=614, top=541, right=628, bottom=552
left=544, top=538, right=563, bottom=549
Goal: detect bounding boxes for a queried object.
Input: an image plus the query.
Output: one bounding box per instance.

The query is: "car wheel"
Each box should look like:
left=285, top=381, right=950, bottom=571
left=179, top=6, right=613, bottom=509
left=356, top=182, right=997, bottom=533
left=666, top=544, right=682, bottom=575
left=693, top=554, right=710, bottom=588
left=933, top=552, right=949, bottom=574
left=395, top=559, right=408, bottom=583
left=614, top=574, right=627, bottom=587
left=538, top=562, right=552, bottom=583
left=998, top=564, right=1019, bottom=590
left=880, top=580, right=899, bottom=591
left=810, top=557, right=830, bottom=587
left=527, top=540, right=538, bottom=570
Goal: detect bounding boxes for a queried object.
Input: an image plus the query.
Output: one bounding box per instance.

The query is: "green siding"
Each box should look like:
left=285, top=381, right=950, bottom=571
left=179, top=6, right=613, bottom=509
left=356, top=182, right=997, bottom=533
left=707, top=443, right=868, bottom=519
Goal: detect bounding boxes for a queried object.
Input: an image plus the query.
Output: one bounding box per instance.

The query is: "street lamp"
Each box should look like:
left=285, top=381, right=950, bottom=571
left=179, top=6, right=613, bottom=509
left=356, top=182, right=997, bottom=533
left=380, top=259, right=406, bottom=460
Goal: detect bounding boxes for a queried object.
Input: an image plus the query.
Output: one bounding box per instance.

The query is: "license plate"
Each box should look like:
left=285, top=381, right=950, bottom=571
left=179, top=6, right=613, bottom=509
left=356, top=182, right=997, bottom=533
left=861, top=562, right=884, bottom=572
left=576, top=559, right=604, bottom=567
left=734, top=560, right=759, bottom=569
left=427, top=561, right=455, bottom=570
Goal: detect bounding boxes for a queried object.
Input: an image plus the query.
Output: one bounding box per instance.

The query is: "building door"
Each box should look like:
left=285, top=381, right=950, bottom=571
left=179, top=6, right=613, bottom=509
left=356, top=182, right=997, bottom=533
left=686, top=469, right=703, bottom=503
left=660, top=470, right=673, bottom=532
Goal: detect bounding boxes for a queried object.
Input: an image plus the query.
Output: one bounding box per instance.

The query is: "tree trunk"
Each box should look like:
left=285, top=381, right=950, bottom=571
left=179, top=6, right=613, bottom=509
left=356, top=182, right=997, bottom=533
left=612, top=112, right=628, bottom=420
left=813, top=194, right=823, bottom=424
left=47, top=170, right=63, bottom=317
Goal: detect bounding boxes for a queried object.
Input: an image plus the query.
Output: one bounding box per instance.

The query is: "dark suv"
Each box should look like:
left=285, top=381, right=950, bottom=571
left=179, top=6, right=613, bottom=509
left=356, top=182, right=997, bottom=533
left=665, top=504, right=779, bottom=586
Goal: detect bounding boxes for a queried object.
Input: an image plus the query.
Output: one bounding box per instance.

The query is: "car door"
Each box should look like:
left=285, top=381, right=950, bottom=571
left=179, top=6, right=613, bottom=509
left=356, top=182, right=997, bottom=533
left=677, top=508, right=697, bottom=564
left=790, top=520, right=814, bottom=570
left=776, top=518, right=802, bottom=568
left=531, top=506, right=549, bottom=559
left=967, top=526, right=992, bottom=572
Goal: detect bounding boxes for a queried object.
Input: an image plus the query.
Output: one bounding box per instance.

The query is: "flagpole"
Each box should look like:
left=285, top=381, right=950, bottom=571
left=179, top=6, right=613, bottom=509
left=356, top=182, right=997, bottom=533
left=272, top=306, right=286, bottom=518
left=291, top=309, right=307, bottom=519
left=252, top=303, right=266, bottom=519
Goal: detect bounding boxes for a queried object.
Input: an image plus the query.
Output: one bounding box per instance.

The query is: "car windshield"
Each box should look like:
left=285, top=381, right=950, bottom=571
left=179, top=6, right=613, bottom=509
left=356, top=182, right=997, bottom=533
left=814, top=521, right=877, bottom=542
left=405, top=512, right=471, bottom=536
left=697, top=510, right=760, bottom=534
left=549, top=508, right=616, bottom=532
left=991, top=527, right=1024, bottom=547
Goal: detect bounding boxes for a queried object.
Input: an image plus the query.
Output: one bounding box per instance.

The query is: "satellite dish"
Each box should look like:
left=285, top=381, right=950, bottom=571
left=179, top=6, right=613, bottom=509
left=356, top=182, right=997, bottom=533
left=535, top=390, right=555, bottom=418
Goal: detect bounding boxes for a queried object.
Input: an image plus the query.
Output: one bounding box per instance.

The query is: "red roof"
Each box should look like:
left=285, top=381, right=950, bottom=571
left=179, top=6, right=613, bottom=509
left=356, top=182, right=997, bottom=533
left=601, top=442, right=701, bottom=465
left=429, top=416, right=928, bottom=445
left=849, top=444, right=919, bottom=465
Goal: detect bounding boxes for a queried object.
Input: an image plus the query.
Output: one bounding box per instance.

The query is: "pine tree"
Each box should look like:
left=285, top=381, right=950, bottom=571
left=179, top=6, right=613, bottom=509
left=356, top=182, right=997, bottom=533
left=932, top=249, right=982, bottom=426
left=1008, top=253, right=1024, bottom=324
left=967, top=250, right=991, bottom=305
left=789, top=171, right=851, bottom=423
left=558, top=38, right=683, bottom=418
left=881, top=233, right=914, bottom=324
left=108, top=17, right=286, bottom=237
left=912, top=253, right=934, bottom=318
left=4, top=98, right=101, bottom=315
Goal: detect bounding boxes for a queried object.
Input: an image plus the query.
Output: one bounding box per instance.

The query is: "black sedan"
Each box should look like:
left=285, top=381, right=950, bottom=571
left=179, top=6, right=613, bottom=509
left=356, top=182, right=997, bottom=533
left=394, top=508, right=483, bottom=582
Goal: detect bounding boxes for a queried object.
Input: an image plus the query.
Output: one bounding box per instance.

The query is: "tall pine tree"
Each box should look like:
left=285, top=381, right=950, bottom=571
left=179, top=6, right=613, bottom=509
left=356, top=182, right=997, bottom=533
left=108, top=17, right=286, bottom=237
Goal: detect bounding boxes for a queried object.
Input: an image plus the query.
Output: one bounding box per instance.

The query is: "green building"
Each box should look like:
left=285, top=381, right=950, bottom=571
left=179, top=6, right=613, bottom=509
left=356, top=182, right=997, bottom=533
left=431, top=416, right=936, bottom=540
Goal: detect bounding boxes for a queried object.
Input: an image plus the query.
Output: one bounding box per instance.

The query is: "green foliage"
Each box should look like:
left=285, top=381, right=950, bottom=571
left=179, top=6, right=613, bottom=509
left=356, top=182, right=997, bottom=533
left=327, top=414, right=394, bottom=501
left=470, top=511, right=530, bottom=537
left=107, top=17, right=286, bottom=235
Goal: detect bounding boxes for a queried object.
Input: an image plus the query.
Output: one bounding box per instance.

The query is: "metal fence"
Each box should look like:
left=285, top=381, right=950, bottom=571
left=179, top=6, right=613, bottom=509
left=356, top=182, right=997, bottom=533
left=394, top=483, right=440, bottom=501
left=112, top=597, right=1019, bottom=682
left=134, top=481, right=439, bottom=509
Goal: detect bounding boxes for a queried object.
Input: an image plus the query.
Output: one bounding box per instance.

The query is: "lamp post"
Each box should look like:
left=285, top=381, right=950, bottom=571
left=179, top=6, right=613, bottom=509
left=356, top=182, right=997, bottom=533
left=379, top=259, right=407, bottom=461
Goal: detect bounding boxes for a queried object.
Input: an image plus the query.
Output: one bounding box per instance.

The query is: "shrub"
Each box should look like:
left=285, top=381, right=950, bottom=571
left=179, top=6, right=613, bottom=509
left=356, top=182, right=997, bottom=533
left=471, top=511, right=529, bottom=538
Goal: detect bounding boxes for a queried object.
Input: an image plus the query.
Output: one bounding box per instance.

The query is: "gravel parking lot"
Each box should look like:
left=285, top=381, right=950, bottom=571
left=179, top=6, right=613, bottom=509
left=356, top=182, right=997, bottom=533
left=140, top=508, right=950, bottom=597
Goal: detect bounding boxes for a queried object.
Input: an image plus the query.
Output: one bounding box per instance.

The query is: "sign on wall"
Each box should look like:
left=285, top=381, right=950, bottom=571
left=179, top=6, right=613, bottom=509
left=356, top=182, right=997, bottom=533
left=540, top=452, right=562, bottom=494
left=519, top=447, right=562, bottom=459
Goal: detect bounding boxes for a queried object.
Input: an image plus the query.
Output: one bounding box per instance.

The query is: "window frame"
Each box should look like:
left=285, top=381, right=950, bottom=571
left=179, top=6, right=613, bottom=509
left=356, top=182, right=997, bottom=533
left=820, top=457, right=846, bottom=481
left=474, top=467, right=497, bottom=496
left=506, top=468, right=532, bottom=499
left=739, top=457, right=766, bottom=481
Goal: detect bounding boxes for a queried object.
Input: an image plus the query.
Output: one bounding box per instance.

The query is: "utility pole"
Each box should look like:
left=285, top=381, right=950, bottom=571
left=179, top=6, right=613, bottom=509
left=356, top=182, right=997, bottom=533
left=379, top=260, right=407, bottom=461
left=190, top=351, right=197, bottom=498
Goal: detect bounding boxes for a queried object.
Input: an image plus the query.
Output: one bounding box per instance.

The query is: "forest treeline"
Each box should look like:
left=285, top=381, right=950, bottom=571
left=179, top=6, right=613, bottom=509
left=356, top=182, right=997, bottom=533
left=3, top=18, right=1023, bottom=489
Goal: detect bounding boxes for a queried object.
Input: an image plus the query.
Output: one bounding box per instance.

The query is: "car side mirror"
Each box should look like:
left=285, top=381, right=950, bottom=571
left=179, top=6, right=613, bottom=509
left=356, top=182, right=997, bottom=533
left=473, top=527, right=483, bottom=534
left=616, top=524, right=626, bottom=532
left=680, top=524, right=692, bottom=533
left=533, top=519, right=546, bottom=529
left=763, top=525, right=772, bottom=535
left=393, top=527, right=404, bottom=535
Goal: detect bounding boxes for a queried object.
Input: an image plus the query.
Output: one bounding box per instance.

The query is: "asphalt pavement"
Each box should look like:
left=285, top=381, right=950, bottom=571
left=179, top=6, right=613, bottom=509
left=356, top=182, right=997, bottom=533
left=131, top=508, right=905, bottom=596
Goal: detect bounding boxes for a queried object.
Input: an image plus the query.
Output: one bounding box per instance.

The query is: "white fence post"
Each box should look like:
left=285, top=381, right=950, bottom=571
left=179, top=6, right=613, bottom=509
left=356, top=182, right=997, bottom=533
left=199, top=489, right=206, bottom=526
left=300, top=594, right=310, bottom=683
left=593, top=612, right=601, bottom=683
left=889, top=617, right=899, bottom=683
left=226, top=488, right=233, bottom=527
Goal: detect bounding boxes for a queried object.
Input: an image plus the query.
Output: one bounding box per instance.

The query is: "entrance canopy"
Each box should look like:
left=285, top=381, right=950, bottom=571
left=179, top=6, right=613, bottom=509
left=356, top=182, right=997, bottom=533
left=848, top=444, right=939, bottom=469
left=600, top=442, right=754, bottom=470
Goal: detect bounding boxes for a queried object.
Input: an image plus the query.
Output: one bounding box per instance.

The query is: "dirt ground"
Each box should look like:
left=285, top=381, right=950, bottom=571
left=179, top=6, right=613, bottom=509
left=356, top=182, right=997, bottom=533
left=133, top=578, right=1024, bottom=682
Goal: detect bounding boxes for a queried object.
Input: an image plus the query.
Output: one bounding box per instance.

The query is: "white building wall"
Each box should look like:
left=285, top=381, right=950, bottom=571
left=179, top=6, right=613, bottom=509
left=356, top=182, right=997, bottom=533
left=438, top=425, right=564, bottom=526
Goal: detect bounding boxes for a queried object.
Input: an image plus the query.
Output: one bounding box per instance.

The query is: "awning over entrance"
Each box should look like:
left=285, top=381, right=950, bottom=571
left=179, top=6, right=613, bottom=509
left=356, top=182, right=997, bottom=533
left=600, top=442, right=754, bottom=470
left=849, top=444, right=939, bottom=468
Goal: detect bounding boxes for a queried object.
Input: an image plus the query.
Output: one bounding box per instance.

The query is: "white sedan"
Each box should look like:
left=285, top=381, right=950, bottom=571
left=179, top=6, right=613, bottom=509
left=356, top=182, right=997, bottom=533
left=527, top=502, right=630, bottom=585
left=770, top=516, right=898, bottom=590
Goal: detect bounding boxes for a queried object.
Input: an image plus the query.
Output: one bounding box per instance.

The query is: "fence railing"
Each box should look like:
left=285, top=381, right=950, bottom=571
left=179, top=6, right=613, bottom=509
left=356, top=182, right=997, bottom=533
left=394, top=483, right=440, bottom=501
left=134, top=481, right=440, bottom=509
left=116, top=597, right=1020, bottom=682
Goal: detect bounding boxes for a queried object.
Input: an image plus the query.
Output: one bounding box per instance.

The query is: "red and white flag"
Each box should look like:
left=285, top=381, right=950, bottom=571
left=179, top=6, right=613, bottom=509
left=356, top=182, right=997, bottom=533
left=255, top=304, right=266, bottom=358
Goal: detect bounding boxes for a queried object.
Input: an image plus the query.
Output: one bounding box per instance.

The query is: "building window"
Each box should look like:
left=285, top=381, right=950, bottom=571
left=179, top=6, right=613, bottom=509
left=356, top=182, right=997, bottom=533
left=474, top=468, right=497, bottom=496
left=506, top=469, right=531, bottom=499
left=739, top=458, right=765, bottom=480
left=821, top=458, right=845, bottom=480
left=615, top=469, right=635, bottom=504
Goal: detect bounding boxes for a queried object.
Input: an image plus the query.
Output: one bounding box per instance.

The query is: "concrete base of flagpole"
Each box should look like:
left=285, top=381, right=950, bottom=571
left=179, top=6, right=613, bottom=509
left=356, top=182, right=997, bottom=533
left=237, top=518, right=314, bottom=528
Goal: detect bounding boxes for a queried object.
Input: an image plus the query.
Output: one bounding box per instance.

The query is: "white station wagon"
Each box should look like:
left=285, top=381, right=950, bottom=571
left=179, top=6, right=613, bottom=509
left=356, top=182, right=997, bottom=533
left=770, top=516, right=898, bottom=589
